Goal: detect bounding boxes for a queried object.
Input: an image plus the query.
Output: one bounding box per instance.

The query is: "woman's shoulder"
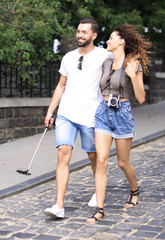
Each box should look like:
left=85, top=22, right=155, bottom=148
left=103, top=58, right=113, bottom=65
left=103, top=58, right=113, bottom=70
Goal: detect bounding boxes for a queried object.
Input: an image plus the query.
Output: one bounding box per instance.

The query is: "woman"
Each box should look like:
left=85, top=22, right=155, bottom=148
left=87, top=24, right=152, bottom=224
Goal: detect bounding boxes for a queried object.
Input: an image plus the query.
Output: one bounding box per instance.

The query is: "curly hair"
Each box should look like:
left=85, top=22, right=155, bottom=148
left=113, top=24, right=152, bottom=75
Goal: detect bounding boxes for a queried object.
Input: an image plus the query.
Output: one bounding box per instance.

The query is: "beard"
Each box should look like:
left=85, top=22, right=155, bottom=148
left=77, top=37, right=92, bottom=47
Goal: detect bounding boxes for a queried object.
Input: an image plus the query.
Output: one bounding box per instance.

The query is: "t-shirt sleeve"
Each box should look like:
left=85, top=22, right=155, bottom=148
left=102, top=58, right=113, bottom=72
left=58, top=54, right=68, bottom=76
left=102, top=60, right=106, bottom=72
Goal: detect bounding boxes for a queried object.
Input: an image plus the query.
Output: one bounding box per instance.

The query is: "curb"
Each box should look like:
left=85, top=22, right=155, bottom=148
left=0, top=129, right=165, bottom=200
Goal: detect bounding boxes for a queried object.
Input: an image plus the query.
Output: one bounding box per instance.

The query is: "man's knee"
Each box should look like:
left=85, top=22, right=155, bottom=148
left=87, top=152, right=96, bottom=162
left=57, top=145, right=72, bottom=163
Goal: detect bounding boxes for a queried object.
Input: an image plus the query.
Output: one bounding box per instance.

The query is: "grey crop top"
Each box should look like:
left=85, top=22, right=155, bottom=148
left=101, top=58, right=143, bottom=99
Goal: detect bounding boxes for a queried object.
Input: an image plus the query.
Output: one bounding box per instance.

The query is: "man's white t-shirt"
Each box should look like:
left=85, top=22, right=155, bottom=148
left=58, top=47, right=113, bottom=127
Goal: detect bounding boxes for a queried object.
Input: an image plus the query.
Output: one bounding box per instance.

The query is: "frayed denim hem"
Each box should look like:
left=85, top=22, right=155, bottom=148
left=95, top=128, right=136, bottom=139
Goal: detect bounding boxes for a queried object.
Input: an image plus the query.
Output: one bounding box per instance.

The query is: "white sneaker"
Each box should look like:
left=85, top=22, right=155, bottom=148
left=88, top=193, right=97, bottom=207
left=44, top=204, right=65, bottom=218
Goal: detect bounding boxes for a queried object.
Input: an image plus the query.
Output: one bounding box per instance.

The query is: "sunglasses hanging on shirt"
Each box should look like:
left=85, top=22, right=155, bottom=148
left=77, top=56, right=84, bottom=70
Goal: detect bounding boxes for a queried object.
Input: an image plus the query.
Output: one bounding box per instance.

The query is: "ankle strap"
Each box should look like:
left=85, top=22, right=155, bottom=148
left=96, top=207, right=104, bottom=211
left=130, top=188, right=139, bottom=196
left=92, top=207, right=104, bottom=218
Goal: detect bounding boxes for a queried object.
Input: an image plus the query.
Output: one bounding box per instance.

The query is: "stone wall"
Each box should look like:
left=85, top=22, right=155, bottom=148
left=149, top=70, right=165, bottom=104
left=147, top=44, right=165, bottom=104
left=0, top=98, right=54, bottom=144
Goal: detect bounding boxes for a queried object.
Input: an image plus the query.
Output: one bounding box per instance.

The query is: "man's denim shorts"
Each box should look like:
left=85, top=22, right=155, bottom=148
left=95, top=99, right=136, bottom=139
left=55, top=115, right=96, bottom=152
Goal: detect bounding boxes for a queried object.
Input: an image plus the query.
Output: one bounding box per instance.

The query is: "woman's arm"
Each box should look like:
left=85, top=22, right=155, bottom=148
left=125, top=59, right=145, bottom=104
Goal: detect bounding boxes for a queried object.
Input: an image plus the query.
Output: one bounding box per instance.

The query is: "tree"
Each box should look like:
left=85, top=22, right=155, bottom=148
left=0, top=0, right=74, bottom=86
left=1, top=0, right=164, bottom=88
left=60, top=0, right=165, bottom=69
left=59, top=0, right=165, bottom=46
left=58, top=0, right=144, bottom=47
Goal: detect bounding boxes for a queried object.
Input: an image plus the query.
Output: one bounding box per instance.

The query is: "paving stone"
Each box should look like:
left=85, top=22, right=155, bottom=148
left=11, top=232, right=36, bottom=238
left=149, top=219, right=165, bottom=226
left=91, top=232, right=118, bottom=240
left=125, top=217, right=149, bottom=224
left=48, top=228, right=71, bottom=236
left=2, top=225, right=28, bottom=232
left=93, top=220, right=116, bottom=226
left=132, top=230, right=158, bottom=238
left=57, top=223, right=83, bottom=230
left=118, top=237, right=145, bottom=240
left=0, top=230, right=12, bottom=236
left=34, top=234, right=61, bottom=240
left=103, top=214, right=125, bottom=222
left=82, top=224, right=110, bottom=233
left=156, top=232, right=165, bottom=239
left=0, top=137, right=165, bottom=239
left=70, top=230, right=93, bottom=238
left=109, top=228, right=132, bottom=237
left=125, top=208, right=148, bottom=217
left=138, top=225, right=163, bottom=232
left=25, top=226, right=51, bottom=234
left=105, top=204, right=123, bottom=210
left=115, top=223, right=140, bottom=230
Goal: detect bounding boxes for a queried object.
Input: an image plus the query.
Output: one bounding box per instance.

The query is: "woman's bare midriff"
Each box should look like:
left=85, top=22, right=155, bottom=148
left=103, top=95, right=128, bottom=101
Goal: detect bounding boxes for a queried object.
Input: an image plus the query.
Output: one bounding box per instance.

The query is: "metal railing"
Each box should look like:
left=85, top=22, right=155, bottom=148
left=0, top=61, right=60, bottom=98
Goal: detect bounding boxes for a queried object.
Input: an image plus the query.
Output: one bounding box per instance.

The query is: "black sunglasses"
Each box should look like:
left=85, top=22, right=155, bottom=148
left=77, top=56, right=84, bottom=70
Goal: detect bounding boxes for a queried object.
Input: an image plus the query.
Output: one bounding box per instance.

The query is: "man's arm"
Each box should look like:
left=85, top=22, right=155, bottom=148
left=44, top=74, right=67, bottom=127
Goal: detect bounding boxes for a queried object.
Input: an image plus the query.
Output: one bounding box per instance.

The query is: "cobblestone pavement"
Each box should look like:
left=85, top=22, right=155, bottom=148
left=0, top=137, right=165, bottom=240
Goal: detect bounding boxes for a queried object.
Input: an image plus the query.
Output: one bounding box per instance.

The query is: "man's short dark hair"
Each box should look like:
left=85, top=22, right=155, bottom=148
left=79, top=17, right=98, bottom=33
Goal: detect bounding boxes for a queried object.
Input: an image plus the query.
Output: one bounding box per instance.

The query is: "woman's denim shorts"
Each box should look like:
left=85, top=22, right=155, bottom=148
left=95, top=99, right=136, bottom=139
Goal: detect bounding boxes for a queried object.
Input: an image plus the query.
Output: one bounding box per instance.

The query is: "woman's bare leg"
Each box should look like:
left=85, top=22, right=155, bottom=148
left=115, top=138, right=139, bottom=207
left=87, top=132, right=113, bottom=223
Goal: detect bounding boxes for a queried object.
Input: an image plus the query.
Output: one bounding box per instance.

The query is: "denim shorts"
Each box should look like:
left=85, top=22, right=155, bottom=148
left=95, top=100, right=136, bottom=139
left=55, top=115, right=96, bottom=152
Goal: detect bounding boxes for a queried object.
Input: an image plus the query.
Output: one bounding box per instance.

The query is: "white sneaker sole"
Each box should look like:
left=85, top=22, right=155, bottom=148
left=88, top=203, right=97, bottom=207
left=44, top=209, right=64, bottom=218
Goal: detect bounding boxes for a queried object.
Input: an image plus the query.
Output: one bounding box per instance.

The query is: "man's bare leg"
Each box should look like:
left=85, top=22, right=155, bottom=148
left=56, top=145, right=73, bottom=209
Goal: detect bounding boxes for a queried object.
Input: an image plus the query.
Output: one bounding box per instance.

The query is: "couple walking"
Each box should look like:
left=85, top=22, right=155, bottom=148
left=44, top=17, right=151, bottom=224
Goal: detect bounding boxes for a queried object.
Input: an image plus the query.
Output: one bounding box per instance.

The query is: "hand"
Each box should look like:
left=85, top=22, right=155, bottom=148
left=44, top=113, right=54, bottom=128
left=125, top=58, right=139, bottom=79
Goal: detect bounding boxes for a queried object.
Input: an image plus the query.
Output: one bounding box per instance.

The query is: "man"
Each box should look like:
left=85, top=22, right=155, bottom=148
left=44, top=17, right=113, bottom=218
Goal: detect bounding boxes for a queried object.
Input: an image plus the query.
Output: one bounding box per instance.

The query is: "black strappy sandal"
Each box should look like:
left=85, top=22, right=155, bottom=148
left=87, top=207, right=104, bottom=224
left=124, top=188, right=140, bottom=208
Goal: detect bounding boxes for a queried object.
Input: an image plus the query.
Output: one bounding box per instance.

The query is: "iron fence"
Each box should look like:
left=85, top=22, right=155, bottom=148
left=0, top=61, right=60, bottom=98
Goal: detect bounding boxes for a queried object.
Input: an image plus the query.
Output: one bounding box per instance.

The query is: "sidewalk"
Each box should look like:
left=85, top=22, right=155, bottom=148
left=0, top=135, right=165, bottom=239
left=0, top=101, right=165, bottom=199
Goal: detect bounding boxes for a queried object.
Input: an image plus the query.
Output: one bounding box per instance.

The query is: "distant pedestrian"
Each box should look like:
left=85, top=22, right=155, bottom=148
left=44, top=17, right=113, bottom=219
left=87, top=24, right=152, bottom=224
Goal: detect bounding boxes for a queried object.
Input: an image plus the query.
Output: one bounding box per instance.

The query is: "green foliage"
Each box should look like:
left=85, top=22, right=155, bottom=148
left=0, top=0, right=74, bottom=85
left=0, top=0, right=164, bottom=88
left=58, top=0, right=164, bottom=45
left=56, top=0, right=146, bottom=46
